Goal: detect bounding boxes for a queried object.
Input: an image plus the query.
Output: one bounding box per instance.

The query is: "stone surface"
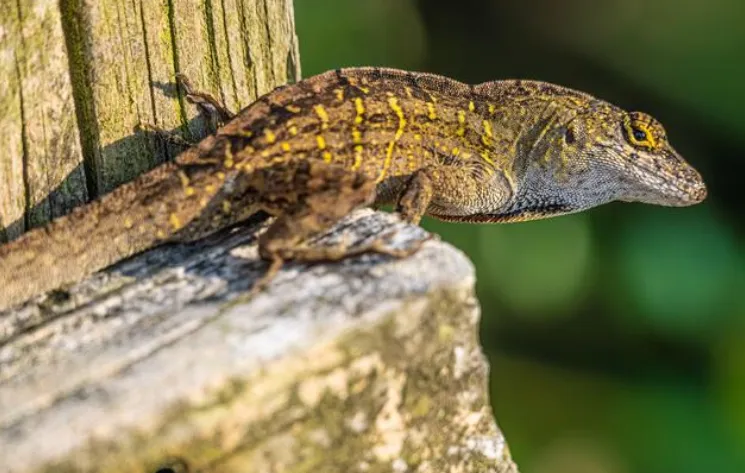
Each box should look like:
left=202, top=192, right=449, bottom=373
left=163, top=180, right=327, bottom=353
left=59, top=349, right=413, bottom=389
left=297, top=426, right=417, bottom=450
left=0, top=209, right=519, bottom=473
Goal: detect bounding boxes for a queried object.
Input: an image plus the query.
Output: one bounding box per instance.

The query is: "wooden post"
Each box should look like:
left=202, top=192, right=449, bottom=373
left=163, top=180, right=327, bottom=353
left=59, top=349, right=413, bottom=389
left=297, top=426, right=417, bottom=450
left=0, top=0, right=300, bottom=242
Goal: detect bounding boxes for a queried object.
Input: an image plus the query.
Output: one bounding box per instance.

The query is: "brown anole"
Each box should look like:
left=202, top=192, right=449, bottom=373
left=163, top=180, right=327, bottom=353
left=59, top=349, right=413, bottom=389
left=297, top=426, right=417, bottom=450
left=0, top=68, right=707, bottom=310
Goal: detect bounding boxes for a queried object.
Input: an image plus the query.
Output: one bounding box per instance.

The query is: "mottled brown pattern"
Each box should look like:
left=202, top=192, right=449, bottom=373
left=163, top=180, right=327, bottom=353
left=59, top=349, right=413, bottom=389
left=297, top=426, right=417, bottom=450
left=0, top=67, right=706, bottom=310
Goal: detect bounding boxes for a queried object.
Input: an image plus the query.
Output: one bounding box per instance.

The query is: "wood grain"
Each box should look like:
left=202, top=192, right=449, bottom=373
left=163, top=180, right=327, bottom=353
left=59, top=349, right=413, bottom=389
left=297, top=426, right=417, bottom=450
left=0, top=0, right=300, bottom=237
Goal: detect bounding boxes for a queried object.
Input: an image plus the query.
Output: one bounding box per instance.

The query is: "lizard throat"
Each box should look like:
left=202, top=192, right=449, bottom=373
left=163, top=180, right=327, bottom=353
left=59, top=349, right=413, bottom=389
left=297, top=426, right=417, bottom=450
left=431, top=203, right=574, bottom=224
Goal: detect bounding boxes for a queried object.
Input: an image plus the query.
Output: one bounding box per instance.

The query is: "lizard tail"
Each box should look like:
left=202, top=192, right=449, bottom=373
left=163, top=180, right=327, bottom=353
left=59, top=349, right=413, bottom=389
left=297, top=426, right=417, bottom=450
left=0, top=161, right=185, bottom=311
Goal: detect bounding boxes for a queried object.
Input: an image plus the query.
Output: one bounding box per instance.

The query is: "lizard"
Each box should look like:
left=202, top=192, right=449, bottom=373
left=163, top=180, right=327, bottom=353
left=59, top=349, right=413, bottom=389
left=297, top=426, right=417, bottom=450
left=0, top=67, right=707, bottom=311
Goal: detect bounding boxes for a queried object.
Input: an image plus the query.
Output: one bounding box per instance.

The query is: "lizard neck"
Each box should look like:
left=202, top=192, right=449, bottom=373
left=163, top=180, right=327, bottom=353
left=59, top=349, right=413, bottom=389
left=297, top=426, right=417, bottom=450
left=500, top=156, right=622, bottom=221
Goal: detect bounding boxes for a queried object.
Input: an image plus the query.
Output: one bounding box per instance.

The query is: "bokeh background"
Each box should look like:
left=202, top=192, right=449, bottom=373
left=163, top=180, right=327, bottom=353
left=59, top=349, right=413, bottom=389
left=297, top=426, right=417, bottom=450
left=294, top=1, right=744, bottom=472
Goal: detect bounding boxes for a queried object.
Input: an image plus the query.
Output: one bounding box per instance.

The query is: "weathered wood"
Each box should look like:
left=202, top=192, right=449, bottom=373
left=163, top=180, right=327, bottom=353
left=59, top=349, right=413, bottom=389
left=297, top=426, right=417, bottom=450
left=0, top=0, right=299, bottom=238
left=0, top=0, right=87, bottom=241
left=0, top=209, right=519, bottom=473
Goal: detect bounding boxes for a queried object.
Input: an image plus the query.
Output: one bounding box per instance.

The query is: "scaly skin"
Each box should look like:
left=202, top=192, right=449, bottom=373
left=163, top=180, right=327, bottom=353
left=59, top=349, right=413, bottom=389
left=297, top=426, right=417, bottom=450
left=0, top=67, right=706, bottom=310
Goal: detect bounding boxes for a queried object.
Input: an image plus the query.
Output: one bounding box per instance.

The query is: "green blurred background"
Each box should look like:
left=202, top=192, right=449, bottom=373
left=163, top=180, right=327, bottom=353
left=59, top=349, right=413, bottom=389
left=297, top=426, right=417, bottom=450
left=293, top=0, right=745, bottom=471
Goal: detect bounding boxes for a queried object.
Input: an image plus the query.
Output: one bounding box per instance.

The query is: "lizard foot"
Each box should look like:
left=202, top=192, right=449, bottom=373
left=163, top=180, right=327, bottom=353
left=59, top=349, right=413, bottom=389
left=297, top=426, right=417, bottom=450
left=286, top=229, right=432, bottom=262
left=176, top=73, right=235, bottom=129
left=249, top=230, right=432, bottom=295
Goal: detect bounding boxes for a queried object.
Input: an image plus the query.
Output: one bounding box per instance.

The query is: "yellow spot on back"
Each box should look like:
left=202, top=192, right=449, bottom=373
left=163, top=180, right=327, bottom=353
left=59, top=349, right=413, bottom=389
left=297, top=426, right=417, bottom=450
left=389, top=97, right=407, bottom=134
left=488, top=104, right=496, bottom=114
left=288, top=125, right=298, bottom=136
left=404, top=86, right=413, bottom=98
left=414, top=133, right=422, bottom=141
left=354, top=98, right=365, bottom=124
left=352, top=129, right=362, bottom=144
left=456, top=110, right=466, bottom=137
left=352, top=145, right=364, bottom=170
left=237, top=129, right=253, bottom=138
left=222, top=200, right=231, bottom=214
left=322, top=151, right=333, bottom=162
left=264, top=129, right=276, bottom=144
left=378, top=96, right=407, bottom=183
left=451, top=147, right=460, bottom=157
left=481, top=120, right=494, bottom=146
left=313, top=104, right=330, bottom=129
left=281, top=142, right=291, bottom=152
left=185, top=187, right=195, bottom=196
left=334, top=88, right=344, bottom=101
left=427, top=102, right=437, bottom=120
left=316, top=135, right=326, bottom=150
left=223, top=140, right=235, bottom=168
left=407, top=152, right=417, bottom=171
left=124, top=217, right=133, bottom=229
left=156, top=230, right=166, bottom=239
left=468, top=101, right=475, bottom=112
left=482, top=120, right=493, bottom=138
left=358, top=86, right=370, bottom=94
left=169, top=213, right=182, bottom=230
left=285, top=105, right=301, bottom=113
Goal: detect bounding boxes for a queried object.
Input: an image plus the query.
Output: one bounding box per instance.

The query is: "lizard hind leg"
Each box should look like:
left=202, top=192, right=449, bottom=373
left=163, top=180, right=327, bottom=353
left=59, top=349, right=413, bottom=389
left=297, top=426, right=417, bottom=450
left=252, top=165, right=427, bottom=294
left=176, top=73, right=236, bottom=129
left=135, top=75, right=236, bottom=151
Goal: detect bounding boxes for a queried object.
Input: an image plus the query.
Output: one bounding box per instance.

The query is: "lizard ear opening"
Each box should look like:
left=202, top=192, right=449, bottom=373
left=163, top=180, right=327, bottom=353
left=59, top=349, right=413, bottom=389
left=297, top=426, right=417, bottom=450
left=563, top=126, right=576, bottom=145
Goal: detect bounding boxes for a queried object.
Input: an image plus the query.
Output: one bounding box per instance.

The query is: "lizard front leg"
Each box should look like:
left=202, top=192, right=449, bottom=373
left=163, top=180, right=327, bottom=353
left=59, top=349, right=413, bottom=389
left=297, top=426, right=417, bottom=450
left=394, top=163, right=508, bottom=223
left=410, top=163, right=510, bottom=221
left=396, top=168, right=435, bottom=225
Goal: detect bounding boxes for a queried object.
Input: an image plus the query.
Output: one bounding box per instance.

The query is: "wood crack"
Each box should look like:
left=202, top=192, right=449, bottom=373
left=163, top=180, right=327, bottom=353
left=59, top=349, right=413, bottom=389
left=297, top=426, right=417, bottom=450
left=11, top=0, right=31, bottom=232
left=138, top=0, right=159, bottom=128
left=165, top=0, right=189, bottom=135
left=59, top=0, right=103, bottom=198
left=220, top=0, right=240, bottom=107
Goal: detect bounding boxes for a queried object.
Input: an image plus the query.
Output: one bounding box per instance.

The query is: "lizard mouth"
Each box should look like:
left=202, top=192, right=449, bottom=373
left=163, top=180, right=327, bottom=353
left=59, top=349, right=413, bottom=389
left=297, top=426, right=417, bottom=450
left=628, top=161, right=707, bottom=206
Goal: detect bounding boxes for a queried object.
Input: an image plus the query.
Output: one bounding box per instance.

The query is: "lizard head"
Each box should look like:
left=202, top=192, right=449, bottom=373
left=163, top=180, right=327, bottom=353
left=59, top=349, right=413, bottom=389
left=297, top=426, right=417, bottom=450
left=579, top=108, right=707, bottom=207
left=499, top=104, right=707, bottom=223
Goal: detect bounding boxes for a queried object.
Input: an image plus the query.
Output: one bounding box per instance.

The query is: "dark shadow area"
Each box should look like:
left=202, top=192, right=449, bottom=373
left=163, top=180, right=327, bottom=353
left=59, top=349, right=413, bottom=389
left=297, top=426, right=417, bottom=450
left=0, top=79, right=222, bottom=244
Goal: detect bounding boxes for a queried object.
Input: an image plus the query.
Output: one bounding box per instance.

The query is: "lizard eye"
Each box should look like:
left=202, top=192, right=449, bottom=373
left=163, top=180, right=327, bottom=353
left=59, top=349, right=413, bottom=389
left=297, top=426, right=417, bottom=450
left=624, top=113, right=658, bottom=149
left=631, top=126, right=647, bottom=142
